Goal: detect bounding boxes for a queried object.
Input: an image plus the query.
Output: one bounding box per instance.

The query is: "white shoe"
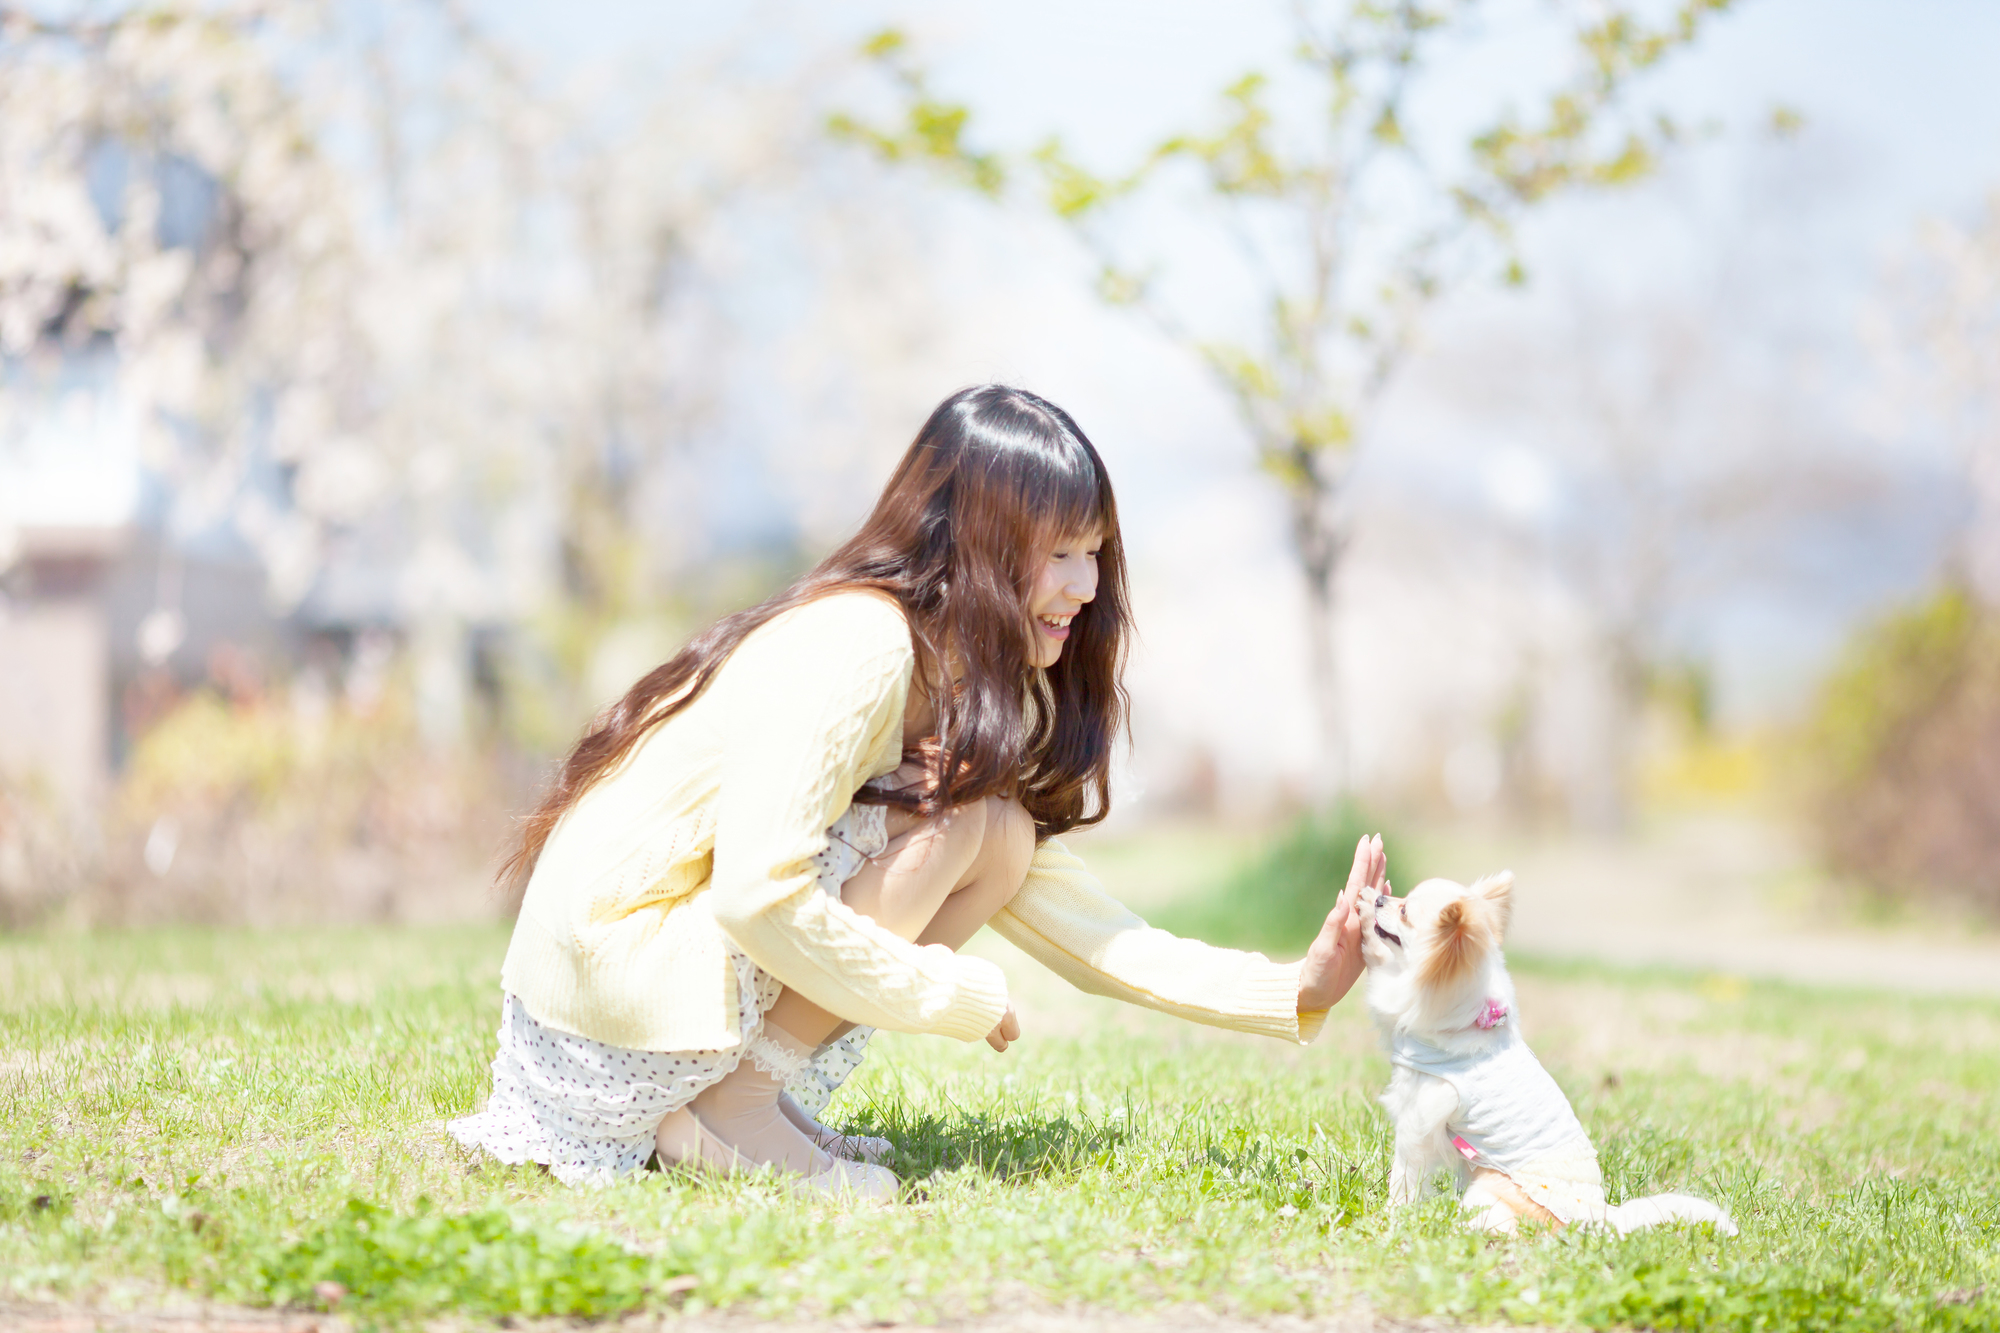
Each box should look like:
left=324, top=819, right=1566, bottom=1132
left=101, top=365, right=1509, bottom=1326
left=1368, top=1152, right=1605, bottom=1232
left=778, top=1090, right=895, bottom=1163
left=803, top=1118, right=895, bottom=1165
left=797, top=1155, right=900, bottom=1202
left=655, top=1106, right=899, bottom=1204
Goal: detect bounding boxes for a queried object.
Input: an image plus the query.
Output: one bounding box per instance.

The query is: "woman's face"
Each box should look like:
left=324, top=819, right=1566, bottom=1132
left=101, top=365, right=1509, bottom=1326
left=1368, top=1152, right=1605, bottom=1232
left=1027, top=528, right=1102, bottom=668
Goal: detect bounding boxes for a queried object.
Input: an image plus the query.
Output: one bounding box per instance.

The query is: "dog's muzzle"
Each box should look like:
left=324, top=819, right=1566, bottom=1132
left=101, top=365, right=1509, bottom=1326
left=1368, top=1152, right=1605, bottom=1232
left=1371, top=894, right=1401, bottom=947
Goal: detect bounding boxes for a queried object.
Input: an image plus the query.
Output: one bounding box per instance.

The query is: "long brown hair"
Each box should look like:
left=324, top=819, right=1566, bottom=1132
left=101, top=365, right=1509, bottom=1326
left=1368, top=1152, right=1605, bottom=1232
left=500, top=384, right=1132, bottom=889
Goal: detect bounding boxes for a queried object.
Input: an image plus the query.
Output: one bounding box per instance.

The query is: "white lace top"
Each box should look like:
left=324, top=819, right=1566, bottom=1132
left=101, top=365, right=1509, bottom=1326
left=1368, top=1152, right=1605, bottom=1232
left=449, top=802, right=889, bottom=1186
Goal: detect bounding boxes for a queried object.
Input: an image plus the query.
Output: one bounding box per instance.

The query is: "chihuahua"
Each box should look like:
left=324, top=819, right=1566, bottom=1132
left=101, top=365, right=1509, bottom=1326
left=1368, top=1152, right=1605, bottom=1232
left=1360, top=871, right=1736, bottom=1236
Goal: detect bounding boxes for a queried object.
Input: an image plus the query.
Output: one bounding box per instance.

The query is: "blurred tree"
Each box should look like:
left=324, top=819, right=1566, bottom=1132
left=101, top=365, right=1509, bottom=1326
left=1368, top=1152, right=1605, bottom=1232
left=0, top=2, right=789, bottom=749
left=1447, top=273, right=1876, bottom=828
left=1877, top=192, right=2000, bottom=608
left=1808, top=192, right=2000, bottom=912
left=1811, top=588, right=2000, bottom=915
left=0, top=1, right=357, bottom=595
left=835, top=1, right=1742, bottom=793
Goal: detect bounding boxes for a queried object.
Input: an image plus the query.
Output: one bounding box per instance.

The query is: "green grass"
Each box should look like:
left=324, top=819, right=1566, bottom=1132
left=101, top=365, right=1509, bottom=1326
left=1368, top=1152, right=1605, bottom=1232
left=1, top=922, right=1996, bottom=1329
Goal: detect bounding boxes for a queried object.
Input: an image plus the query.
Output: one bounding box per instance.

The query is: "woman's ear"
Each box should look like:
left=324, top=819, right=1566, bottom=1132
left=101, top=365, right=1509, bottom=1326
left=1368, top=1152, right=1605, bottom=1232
left=1472, top=871, right=1515, bottom=936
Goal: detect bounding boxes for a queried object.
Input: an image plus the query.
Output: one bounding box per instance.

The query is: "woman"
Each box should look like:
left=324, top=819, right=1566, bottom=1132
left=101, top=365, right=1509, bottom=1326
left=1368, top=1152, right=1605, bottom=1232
left=450, top=385, right=1385, bottom=1197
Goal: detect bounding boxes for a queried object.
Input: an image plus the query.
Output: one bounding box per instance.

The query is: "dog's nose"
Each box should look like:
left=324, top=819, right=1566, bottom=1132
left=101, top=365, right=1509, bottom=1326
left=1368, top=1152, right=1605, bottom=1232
left=1374, top=894, right=1390, bottom=909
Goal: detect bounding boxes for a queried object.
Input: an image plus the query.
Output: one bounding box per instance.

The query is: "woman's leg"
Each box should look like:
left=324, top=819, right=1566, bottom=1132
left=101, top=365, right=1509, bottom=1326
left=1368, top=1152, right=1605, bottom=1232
left=762, top=794, right=1034, bottom=1046
left=914, top=796, right=1035, bottom=950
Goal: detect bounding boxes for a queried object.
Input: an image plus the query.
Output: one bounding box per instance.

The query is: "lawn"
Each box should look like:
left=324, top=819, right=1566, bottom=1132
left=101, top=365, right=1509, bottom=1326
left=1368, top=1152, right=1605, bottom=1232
left=0, top=916, right=1995, bottom=1330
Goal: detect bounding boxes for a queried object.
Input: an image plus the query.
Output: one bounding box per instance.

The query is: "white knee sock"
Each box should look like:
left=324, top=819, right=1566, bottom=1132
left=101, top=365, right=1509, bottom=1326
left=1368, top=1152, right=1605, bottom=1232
left=686, top=1022, right=829, bottom=1175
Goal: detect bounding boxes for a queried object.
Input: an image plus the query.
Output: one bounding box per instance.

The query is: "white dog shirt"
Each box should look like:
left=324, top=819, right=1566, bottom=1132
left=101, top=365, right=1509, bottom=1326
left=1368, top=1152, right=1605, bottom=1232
left=1390, top=1026, right=1608, bottom=1223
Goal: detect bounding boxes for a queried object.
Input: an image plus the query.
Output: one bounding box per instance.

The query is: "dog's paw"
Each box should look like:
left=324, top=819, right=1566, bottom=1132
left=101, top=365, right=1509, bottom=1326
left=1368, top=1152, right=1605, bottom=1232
left=1461, top=1199, right=1518, bottom=1234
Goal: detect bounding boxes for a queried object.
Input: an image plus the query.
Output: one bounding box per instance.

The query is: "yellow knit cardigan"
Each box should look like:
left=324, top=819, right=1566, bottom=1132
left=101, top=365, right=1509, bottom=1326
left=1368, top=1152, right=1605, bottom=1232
left=501, top=591, right=1327, bottom=1053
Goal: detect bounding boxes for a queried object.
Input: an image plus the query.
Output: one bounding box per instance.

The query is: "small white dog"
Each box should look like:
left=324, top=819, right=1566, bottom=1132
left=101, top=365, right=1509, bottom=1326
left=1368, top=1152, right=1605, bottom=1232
left=1360, top=871, right=1736, bottom=1237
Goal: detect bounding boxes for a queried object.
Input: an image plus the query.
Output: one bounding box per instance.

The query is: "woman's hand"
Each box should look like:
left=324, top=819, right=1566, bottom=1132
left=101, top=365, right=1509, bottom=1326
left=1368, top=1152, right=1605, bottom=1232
left=985, top=999, right=1022, bottom=1052
left=1297, top=834, right=1386, bottom=1013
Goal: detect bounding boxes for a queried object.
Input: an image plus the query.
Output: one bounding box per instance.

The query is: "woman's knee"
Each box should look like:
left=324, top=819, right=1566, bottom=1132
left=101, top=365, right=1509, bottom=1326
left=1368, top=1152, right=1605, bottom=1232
left=934, top=796, right=989, bottom=863
left=882, top=790, right=984, bottom=859
left=978, top=796, right=1034, bottom=902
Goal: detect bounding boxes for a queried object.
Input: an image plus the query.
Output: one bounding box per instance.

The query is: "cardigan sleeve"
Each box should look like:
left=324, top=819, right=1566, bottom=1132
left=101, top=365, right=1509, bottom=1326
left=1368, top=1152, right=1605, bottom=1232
left=705, top=593, right=1010, bottom=1042
left=986, top=837, right=1328, bottom=1044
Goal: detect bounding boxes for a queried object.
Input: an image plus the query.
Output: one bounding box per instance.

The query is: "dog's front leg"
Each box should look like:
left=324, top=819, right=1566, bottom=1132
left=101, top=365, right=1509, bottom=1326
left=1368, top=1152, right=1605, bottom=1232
left=1382, top=1068, right=1461, bottom=1208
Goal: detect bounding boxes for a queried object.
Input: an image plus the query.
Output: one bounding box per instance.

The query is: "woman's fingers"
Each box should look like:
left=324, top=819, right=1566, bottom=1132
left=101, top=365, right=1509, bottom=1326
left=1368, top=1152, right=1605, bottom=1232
left=985, top=1000, right=1021, bottom=1052
left=1299, top=833, right=1387, bottom=1014
left=1329, top=835, right=1364, bottom=923
left=1326, top=834, right=1378, bottom=934
left=1340, top=833, right=1387, bottom=915
left=1345, top=835, right=1373, bottom=897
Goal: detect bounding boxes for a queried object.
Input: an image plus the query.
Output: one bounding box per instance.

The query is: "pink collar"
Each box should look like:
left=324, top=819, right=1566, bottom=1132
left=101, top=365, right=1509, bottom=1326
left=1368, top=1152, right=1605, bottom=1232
left=1474, top=998, right=1510, bottom=1030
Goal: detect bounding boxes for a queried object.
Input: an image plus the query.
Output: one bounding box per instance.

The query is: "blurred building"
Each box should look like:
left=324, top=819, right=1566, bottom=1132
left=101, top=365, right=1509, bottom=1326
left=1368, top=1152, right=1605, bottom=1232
left=0, top=519, right=306, bottom=802
left=0, top=525, right=124, bottom=808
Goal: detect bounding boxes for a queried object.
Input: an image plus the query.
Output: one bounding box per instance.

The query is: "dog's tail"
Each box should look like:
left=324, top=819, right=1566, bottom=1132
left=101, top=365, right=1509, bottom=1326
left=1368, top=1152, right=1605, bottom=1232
left=1605, top=1193, right=1738, bottom=1237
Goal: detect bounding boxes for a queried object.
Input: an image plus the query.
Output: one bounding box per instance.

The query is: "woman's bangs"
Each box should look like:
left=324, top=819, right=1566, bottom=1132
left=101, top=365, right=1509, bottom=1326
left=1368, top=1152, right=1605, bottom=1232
left=1017, top=449, right=1109, bottom=553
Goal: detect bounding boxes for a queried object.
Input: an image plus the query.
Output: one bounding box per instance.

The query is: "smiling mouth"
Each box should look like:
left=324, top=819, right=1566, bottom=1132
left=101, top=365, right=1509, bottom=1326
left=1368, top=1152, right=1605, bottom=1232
left=1037, top=613, right=1074, bottom=637
left=1373, top=923, right=1402, bottom=947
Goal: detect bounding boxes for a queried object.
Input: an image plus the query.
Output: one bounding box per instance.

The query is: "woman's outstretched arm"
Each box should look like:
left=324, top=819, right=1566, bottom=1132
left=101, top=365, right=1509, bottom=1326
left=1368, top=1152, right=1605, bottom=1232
left=987, top=833, right=1385, bottom=1044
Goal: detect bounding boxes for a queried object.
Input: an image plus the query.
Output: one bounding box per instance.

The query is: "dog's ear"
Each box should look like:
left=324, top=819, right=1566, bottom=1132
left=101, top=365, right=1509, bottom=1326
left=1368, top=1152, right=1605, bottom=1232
left=1471, top=871, right=1514, bottom=936
left=1418, top=896, right=1496, bottom=989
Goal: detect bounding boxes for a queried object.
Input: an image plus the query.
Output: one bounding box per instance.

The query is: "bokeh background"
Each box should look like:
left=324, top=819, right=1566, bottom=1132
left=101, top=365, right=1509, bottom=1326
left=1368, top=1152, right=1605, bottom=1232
left=2, top=0, right=1996, bottom=980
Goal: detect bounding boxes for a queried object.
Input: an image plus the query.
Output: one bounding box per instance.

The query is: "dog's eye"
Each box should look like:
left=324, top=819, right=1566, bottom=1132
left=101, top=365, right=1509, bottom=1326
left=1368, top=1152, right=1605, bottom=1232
left=1399, top=901, right=1410, bottom=923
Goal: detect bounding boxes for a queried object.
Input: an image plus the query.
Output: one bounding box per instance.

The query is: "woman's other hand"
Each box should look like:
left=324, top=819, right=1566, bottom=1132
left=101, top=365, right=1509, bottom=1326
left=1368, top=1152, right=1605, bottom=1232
left=1297, top=834, right=1386, bottom=1012
left=985, top=999, right=1022, bottom=1052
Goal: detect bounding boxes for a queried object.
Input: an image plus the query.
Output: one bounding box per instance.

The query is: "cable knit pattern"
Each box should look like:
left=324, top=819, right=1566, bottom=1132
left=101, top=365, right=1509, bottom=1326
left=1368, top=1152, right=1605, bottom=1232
left=500, top=590, right=1316, bottom=1057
